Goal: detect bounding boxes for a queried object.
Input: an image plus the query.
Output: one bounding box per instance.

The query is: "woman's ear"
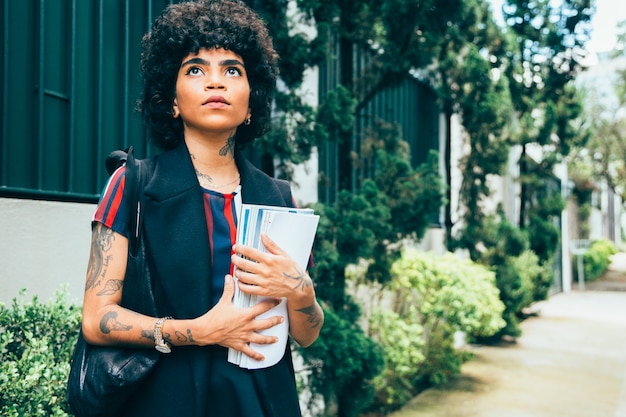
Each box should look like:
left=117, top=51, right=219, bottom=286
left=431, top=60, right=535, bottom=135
left=173, top=99, right=180, bottom=118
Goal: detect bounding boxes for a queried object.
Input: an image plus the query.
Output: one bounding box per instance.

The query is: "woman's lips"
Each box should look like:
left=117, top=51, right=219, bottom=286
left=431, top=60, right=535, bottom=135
left=204, top=96, right=228, bottom=105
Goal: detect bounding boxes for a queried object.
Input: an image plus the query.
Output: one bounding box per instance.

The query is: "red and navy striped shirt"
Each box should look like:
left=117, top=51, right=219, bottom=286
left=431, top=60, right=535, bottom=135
left=93, top=166, right=129, bottom=237
left=93, top=169, right=239, bottom=306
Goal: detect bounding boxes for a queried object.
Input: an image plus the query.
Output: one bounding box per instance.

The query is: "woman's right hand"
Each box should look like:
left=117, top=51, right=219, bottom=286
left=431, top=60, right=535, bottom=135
left=193, top=274, right=284, bottom=361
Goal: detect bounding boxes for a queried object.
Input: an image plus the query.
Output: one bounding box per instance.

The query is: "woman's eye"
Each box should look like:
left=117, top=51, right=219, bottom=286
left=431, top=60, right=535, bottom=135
left=186, top=66, right=203, bottom=76
left=226, top=67, right=242, bottom=77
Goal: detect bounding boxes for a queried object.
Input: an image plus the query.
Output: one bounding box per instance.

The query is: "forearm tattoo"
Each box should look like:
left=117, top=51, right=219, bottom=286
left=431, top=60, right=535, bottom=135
left=141, top=328, right=195, bottom=345
left=284, top=265, right=322, bottom=328
left=99, top=311, right=132, bottom=334
left=86, top=226, right=114, bottom=291
left=175, top=329, right=195, bottom=344
left=141, top=329, right=155, bottom=342
left=296, top=304, right=323, bottom=329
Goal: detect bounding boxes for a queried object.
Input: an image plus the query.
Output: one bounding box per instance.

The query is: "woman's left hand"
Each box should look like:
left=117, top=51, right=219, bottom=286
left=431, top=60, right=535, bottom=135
left=231, top=233, right=324, bottom=347
left=231, top=233, right=313, bottom=306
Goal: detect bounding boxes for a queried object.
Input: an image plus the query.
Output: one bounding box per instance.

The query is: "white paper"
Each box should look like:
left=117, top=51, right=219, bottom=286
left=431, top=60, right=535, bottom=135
left=228, top=204, right=319, bottom=369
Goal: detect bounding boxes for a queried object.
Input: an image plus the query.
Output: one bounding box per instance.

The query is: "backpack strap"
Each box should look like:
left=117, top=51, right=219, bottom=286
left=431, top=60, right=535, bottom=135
left=104, top=146, right=147, bottom=255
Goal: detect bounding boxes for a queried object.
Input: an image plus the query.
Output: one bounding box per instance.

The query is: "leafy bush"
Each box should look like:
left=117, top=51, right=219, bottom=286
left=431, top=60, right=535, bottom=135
left=511, top=250, right=554, bottom=303
left=297, top=301, right=384, bottom=417
left=573, top=238, right=618, bottom=282
left=471, top=215, right=555, bottom=340
left=368, top=309, right=425, bottom=409
left=0, top=289, right=81, bottom=416
left=363, top=250, right=505, bottom=414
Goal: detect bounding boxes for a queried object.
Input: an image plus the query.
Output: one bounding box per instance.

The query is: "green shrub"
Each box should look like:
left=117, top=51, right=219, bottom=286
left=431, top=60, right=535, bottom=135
left=0, top=289, right=81, bottom=416
left=368, top=308, right=425, bottom=409
left=573, top=239, right=618, bottom=282
left=364, top=250, right=505, bottom=414
left=510, top=250, right=554, bottom=304
left=297, top=300, right=385, bottom=417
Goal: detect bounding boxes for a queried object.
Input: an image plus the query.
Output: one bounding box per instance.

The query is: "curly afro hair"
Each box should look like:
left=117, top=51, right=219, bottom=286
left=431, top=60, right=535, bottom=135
left=139, top=0, right=278, bottom=150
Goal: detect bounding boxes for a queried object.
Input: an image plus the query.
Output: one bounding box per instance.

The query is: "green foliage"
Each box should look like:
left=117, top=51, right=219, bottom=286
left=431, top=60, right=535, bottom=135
left=297, top=303, right=384, bottom=417
left=316, top=86, right=357, bottom=139
left=488, top=261, right=530, bottom=338
left=391, top=250, right=506, bottom=338
left=0, top=289, right=81, bottom=416
left=502, top=0, right=591, bottom=242
left=463, top=214, right=555, bottom=340
left=306, top=125, right=443, bottom=415
left=362, top=250, right=505, bottom=414
left=510, top=250, right=554, bottom=304
left=573, top=239, right=618, bottom=282
left=485, top=249, right=554, bottom=340
left=254, top=90, right=322, bottom=179
left=367, top=309, right=425, bottom=409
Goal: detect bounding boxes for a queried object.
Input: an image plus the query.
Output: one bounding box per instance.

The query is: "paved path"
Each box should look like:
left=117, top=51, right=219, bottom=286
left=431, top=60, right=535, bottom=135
left=389, top=255, right=626, bottom=417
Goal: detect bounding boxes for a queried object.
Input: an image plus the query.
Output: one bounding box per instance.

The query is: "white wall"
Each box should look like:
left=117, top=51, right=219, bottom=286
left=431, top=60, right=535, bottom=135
left=0, top=198, right=93, bottom=305
left=289, top=65, right=319, bottom=207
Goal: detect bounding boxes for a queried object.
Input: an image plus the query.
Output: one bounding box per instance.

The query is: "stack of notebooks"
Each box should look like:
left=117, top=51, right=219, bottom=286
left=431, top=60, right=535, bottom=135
left=228, top=203, right=319, bottom=369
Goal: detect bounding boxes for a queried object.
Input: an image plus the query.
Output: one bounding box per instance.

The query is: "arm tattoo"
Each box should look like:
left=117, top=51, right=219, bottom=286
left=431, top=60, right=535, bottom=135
left=296, top=304, right=323, bottom=329
left=96, top=279, right=123, bottom=296
left=142, top=327, right=195, bottom=345
left=99, top=311, right=132, bottom=334
left=219, top=135, right=236, bottom=156
left=141, top=329, right=154, bottom=342
left=175, top=329, right=195, bottom=344
left=85, top=226, right=115, bottom=291
left=283, top=265, right=312, bottom=292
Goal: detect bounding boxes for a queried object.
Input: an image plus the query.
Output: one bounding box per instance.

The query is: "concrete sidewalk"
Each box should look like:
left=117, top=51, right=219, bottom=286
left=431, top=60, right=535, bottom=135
left=389, top=289, right=626, bottom=417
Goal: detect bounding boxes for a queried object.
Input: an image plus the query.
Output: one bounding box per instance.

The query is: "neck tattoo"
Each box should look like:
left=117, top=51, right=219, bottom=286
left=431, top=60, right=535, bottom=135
left=195, top=169, right=241, bottom=189
left=219, top=136, right=236, bottom=157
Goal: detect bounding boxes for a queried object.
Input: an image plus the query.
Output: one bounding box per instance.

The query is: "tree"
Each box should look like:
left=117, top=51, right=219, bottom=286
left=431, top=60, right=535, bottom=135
left=240, top=1, right=450, bottom=414
left=578, top=18, right=626, bottom=201
left=502, top=0, right=593, bottom=259
left=425, top=0, right=515, bottom=251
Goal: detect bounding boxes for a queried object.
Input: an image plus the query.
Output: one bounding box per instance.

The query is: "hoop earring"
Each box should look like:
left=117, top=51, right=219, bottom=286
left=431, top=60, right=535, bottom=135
left=244, top=116, right=251, bottom=125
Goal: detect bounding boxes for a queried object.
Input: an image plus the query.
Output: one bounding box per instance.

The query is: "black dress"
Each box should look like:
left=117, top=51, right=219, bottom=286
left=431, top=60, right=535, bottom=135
left=115, top=142, right=302, bottom=417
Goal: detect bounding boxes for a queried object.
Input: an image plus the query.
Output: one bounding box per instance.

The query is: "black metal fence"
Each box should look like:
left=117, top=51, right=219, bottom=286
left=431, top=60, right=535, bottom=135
left=1, top=0, right=441, bottom=205
left=1, top=0, right=173, bottom=202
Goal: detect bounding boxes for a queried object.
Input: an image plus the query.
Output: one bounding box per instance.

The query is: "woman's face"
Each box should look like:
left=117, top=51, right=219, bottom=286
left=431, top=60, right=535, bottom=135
left=173, top=47, right=251, bottom=140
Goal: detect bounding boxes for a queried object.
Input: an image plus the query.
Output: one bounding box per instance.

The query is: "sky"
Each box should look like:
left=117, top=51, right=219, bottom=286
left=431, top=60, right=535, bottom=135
left=490, top=0, right=626, bottom=53
left=586, top=0, right=626, bottom=53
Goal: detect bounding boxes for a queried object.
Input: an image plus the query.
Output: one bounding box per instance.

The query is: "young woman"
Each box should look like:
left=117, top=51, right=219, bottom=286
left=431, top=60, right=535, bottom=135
left=80, top=1, right=324, bottom=415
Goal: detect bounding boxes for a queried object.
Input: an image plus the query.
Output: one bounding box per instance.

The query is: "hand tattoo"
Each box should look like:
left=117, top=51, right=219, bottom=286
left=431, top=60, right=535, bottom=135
left=283, top=265, right=312, bottom=291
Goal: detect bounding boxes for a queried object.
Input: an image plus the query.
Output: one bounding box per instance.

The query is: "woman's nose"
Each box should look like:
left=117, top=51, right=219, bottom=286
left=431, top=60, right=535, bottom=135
left=205, top=72, right=225, bottom=89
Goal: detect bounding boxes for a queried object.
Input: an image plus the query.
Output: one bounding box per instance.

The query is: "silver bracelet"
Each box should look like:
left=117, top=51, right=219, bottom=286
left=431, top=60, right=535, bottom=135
left=154, top=316, right=173, bottom=354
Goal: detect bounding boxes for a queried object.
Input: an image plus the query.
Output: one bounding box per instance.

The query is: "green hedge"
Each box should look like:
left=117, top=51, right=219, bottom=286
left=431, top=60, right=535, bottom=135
left=364, top=250, right=505, bottom=414
left=573, top=239, right=618, bottom=282
left=0, top=289, right=81, bottom=416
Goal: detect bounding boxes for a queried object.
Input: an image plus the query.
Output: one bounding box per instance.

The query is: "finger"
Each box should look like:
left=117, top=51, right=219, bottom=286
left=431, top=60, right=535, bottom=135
left=231, top=254, right=259, bottom=275
left=251, top=297, right=282, bottom=315
left=220, top=274, right=235, bottom=302
left=260, top=233, right=285, bottom=255
left=236, top=274, right=263, bottom=293
left=240, top=345, right=265, bottom=362
left=232, top=243, right=260, bottom=260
